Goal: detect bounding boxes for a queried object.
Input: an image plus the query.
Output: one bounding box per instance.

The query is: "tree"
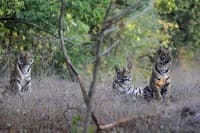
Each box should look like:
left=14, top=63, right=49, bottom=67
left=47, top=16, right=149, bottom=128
left=155, top=0, right=200, bottom=63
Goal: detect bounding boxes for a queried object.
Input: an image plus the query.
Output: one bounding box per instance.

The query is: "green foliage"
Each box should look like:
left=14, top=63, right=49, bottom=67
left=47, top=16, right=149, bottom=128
left=71, top=114, right=82, bottom=133
left=102, top=5, right=166, bottom=78
left=0, top=0, right=24, bottom=16
left=0, top=0, right=198, bottom=79
left=70, top=114, right=94, bottom=133
left=0, top=0, right=109, bottom=78
left=155, top=0, right=200, bottom=61
left=66, top=0, right=109, bottom=33
left=155, top=0, right=177, bottom=14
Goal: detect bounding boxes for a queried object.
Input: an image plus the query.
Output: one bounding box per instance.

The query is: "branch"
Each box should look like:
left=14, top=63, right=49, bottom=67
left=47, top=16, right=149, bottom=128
left=127, top=0, right=154, bottom=22
left=0, top=17, right=75, bottom=46
left=59, top=0, right=75, bottom=81
left=103, top=0, right=149, bottom=30
left=88, top=40, right=120, bottom=64
left=99, top=117, right=132, bottom=130
left=101, top=40, right=120, bottom=57
left=103, top=27, right=118, bottom=35
left=97, top=114, right=160, bottom=131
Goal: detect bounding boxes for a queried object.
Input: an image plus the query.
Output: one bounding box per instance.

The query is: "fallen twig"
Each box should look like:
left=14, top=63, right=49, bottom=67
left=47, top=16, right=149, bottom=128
left=97, top=113, right=161, bottom=131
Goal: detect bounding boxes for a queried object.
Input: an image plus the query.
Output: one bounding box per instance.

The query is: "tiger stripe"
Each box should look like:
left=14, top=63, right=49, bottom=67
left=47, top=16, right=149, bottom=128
left=9, top=51, right=34, bottom=95
left=144, top=47, right=172, bottom=103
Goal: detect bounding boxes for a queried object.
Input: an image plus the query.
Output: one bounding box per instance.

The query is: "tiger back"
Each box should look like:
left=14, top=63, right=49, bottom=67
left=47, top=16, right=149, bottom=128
left=144, top=47, right=172, bottom=103
left=9, top=51, right=34, bottom=95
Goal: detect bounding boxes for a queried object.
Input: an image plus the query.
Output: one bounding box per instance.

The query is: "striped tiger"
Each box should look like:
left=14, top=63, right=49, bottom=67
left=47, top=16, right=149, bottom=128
left=144, top=47, right=172, bottom=103
left=112, top=62, right=143, bottom=98
left=9, top=51, right=34, bottom=95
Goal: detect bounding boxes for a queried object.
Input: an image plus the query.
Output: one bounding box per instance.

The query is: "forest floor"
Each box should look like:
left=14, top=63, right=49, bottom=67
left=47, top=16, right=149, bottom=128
left=0, top=65, right=199, bottom=133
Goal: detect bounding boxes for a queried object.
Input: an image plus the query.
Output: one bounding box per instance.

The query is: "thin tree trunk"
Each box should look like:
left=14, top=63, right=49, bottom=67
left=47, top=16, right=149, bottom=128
left=58, top=0, right=100, bottom=131
left=58, top=0, right=75, bottom=81
left=83, top=1, right=113, bottom=132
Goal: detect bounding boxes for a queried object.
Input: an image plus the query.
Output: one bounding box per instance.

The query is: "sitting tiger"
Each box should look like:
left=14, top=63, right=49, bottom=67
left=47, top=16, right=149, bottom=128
left=8, top=50, right=34, bottom=95
left=112, top=62, right=143, bottom=98
left=144, top=47, right=172, bottom=103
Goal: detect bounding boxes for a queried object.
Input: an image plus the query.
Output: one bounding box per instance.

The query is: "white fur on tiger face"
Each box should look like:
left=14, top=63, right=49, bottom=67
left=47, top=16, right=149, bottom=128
left=10, top=51, right=34, bottom=94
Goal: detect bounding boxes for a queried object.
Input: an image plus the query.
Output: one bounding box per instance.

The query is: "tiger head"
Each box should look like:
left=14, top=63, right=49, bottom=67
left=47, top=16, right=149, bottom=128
left=18, top=51, right=34, bottom=66
left=114, top=62, right=132, bottom=83
left=157, top=47, right=172, bottom=65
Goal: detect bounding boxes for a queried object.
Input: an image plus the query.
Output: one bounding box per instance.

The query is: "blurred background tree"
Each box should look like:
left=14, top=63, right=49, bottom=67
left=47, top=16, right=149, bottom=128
left=0, top=0, right=199, bottom=79
left=155, top=0, right=200, bottom=67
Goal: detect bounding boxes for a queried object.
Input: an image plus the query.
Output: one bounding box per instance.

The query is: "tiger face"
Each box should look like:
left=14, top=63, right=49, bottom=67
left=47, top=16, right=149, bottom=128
left=157, top=47, right=172, bottom=65
left=113, top=63, right=144, bottom=97
left=18, top=51, right=34, bottom=73
left=114, top=65, right=132, bottom=84
left=18, top=51, right=34, bottom=66
left=113, top=64, right=132, bottom=94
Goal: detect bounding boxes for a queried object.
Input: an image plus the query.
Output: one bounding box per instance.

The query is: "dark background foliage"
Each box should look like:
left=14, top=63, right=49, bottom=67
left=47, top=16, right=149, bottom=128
left=0, top=0, right=199, bottom=78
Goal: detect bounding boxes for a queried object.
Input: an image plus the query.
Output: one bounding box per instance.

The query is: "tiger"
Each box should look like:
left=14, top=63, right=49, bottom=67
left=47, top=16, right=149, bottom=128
left=112, top=62, right=143, bottom=98
left=143, top=47, right=172, bottom=103
left=8, top=50, right=34, bottom=95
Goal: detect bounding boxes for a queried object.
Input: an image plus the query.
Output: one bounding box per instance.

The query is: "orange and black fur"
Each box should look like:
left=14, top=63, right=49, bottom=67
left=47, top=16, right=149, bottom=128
left=144, top=47, right=172, bottom=103
left=113, top=59, right=143, bottom=98
left=9, top=51, right=34, bottom=95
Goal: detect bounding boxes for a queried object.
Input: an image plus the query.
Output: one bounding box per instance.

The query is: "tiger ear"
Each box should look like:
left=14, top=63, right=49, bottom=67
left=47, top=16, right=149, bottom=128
left=114, top=65, right=120, bottom=72
left=29, top=49, right=34, bottom=55
left=126, top=55, right=133, bottom=70
left=126, top=62, right=132, bottom=71
left=167, top=47, right=172, bottom=54
left=157, top=47, right=163, bottom=55
left=18, top=51, right=24, bottom=64
left=19, top=51, right=25, bottom=57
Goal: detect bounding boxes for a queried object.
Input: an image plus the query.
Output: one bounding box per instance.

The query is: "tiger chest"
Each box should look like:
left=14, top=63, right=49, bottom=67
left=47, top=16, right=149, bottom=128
left=155, top=77, right=166, bottom=89
left=20, top=72, right=31, bottom=86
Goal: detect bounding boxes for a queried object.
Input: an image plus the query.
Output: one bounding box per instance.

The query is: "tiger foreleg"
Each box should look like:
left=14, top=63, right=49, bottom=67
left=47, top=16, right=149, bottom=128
left=26, top=81, right=32, bottom=93
left=12, top=81, right=22, bottom=94
left=162, top=83, right=171, bottom=105
left=22, top=81, right=32, bottom=94
left=154, top=88, right=162, bottom=101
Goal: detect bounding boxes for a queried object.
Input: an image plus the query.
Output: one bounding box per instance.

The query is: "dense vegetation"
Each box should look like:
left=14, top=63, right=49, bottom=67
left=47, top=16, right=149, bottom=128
left=0, top=0, right=199, bottom=78
left=0, top=1, right=199, bottom=132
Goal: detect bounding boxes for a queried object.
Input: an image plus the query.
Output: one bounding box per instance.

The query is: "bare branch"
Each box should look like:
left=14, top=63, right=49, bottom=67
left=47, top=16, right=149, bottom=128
left=88, top=40, right=120, bottom=64
left=127, top=0, right=154, bottom=22
left=59, top=0, right=75, bottom=81
left=97, top=114, right=160, bottom=131
left=103, top=0, right=149, bottom=30
left=99, top=117, right=132, bottom=130
left=101, top=40, right=120, bottom=57
left=103, top=27, right=118, bottom=35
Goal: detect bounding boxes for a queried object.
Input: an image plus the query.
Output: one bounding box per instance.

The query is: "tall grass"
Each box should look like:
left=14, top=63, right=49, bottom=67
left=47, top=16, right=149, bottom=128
left=0, top=65, right=200, bottom=132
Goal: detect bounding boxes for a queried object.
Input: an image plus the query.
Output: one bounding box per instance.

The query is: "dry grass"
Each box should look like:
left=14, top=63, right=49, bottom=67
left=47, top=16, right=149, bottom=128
left=0, top=65, right=200, bottom=133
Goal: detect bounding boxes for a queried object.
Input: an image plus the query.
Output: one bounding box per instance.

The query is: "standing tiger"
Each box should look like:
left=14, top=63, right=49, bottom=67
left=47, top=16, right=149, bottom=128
left=112, top=60, right=143, bottom=98
left=144, top=47, right=172, bottom=103
left=9, top=51, right=34, bottom=95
